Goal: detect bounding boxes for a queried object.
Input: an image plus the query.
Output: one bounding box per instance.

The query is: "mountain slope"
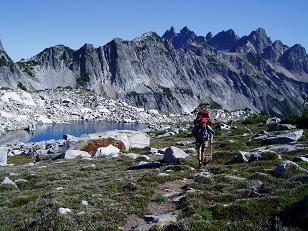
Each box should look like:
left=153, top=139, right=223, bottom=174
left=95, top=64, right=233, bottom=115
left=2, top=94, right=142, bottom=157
left=0, top=27, right=308, bottom=116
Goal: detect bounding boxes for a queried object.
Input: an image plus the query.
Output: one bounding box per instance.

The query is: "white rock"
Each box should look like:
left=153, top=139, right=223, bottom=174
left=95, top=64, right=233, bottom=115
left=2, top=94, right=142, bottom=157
left=163, top=146, right=189, bottom=164
left=96, top=106, right=110, bottom=114
left=64, top=150, right=91, bottom=159
left=0, top=146, right=8, bottom=166
left=1, top=177, right=17, bottom=188
left=0, top=91, right=36, bottom=107
left=84, top=130, right=150, bottom=151
left=56, top=187, right=64, bottom=191
left=14, top=179, right=29, bottom=184
left=95, top=145, right=120, bottom=157
left=36, top=115, right=53, bottom=124
left=147, top=109, right=159, bottom=115
left=58, top=208, right=72, bottom=215
left=81, top=200, right=88, bottom=206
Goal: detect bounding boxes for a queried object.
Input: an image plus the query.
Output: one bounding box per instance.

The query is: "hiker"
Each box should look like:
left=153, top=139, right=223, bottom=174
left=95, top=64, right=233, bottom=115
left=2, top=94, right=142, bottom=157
left=193, top=109, right=214, bottom=144
left=192, top=114, right=214, bottom=169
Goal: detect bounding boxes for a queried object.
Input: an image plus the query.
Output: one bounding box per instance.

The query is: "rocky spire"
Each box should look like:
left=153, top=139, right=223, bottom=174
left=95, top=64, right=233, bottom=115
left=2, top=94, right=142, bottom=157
left=0, top=39, right=4, bottom=51
left=205, top=32, right=213, bottom=41
left=247, top=27, right=272, bottom=53
left=208, top=29, right=239, bottom=51
left=162, top=26, right=176, bottom=39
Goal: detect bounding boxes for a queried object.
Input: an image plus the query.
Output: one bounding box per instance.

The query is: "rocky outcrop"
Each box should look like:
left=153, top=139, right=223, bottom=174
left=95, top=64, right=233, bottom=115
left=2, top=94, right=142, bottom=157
left=163, top=146, right=189, bottom=164
left=208, top=29, right=239, bottom=51
left=233, top=28, right=272, bottom=53
left=278, top=44, right=308, bottom=73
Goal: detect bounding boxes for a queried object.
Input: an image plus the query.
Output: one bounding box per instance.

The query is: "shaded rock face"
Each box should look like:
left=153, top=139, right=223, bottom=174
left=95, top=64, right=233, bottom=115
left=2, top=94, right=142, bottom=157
left=233, top=28, right=272, bottom=54
left=278, top=44, right=308, bottom=73
left=262, top=40, right=288, bottom=61
left=208, top=29, right=239, bottom=51
left=0, top=27, right=308, bottom=115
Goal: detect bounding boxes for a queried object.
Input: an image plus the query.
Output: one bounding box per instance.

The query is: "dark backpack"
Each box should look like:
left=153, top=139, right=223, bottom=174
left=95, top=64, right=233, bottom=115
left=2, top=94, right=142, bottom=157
left=192, top=124, right=209, bottom=141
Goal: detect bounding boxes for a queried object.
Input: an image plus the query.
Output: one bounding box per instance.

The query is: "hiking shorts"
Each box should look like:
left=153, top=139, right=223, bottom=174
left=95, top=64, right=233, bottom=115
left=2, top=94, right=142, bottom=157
left=195, top=139, right=208, bottom=149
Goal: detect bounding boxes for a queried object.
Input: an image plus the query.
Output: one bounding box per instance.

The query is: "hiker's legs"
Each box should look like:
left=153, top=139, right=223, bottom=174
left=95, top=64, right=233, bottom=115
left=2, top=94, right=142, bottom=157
left=196, top=140, right=204, bottom=168
left=201, top=142, right=205, bottom=163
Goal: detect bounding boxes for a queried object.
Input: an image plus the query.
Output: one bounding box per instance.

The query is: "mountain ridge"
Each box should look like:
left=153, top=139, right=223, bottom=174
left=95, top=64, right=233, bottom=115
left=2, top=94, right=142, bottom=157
left=0, top=26, right=308, bottom=116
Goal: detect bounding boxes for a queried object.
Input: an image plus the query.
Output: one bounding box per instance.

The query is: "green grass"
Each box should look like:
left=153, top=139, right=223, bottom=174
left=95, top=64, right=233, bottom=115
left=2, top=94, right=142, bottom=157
left=7, top=155, right=35, bottom=165
left=153, top=194, right=168, bottom=203
left=242, top=113, right=269, bottom=125
left=0, top=122, right=307, bottom=230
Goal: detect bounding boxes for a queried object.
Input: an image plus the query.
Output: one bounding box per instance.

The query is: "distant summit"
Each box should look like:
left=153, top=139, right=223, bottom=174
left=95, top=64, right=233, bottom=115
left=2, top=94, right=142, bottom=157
left=207, top=29, right=239, bottom=51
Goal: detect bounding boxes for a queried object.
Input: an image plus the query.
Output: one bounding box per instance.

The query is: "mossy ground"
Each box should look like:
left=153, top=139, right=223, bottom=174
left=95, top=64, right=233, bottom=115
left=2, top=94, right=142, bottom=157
left=0, top=122, right=307, bottom=230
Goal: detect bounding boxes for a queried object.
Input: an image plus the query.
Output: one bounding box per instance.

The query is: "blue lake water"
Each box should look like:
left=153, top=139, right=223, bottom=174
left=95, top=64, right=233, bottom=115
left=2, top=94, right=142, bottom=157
left=0, top=121, right=148, bottom=145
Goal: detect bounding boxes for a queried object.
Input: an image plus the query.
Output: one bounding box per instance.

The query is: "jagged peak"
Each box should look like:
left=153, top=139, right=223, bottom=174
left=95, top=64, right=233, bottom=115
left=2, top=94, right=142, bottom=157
left=0, top=39, right=4, bottom=51
left=249, top=27, right=269, bottom=39
left=82, top=43, right=95, bottom=49
left=287, top=44, right=307, bottom=55
left=205, top=32, right=213, bottom=41
left=180, top=26, right=194, bottom=34
left=162, top=26, right=176, bottom=39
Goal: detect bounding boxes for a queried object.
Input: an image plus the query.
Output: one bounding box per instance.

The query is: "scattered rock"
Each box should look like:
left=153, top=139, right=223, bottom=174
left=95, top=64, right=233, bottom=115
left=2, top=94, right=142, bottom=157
left=249, top=180, right=263, bottom=191
left=293, top=156, right=308, bottom=162
left=175, top=141, right=192, bottom=146
left=14, top=179, right=29, bottom=186
left=79, top=137, right=126, bottom=155
left=125, top=153, right=150, bottom=161
left=262, top=130, right=304, bottom=145
left=1, top=177, right=17, bottom=188
left=143, top=147, right=158, bottom=155
left=63, top=134, right=77, bottom=141
left=128, top=161, right=161, bottom=170
left=158, top=173, right=170, bottom=177
left=83, top=130, right=150, bottom=151
left=231, top=152, right=248, bottom=163
left=0, top=146, right=8, bottom=166
left=95, top=145, right=120, bottom=158
left=266, top=117, right=281, bottom=125
left=268, top=123, right=296, bottom=132
left=273, top=161, right=301, bottom=176
left=183, top=148, right=196, bottom=155
left=64, top=149, right=91, bottom=159
left=268, top=144, right=303, bottom=153
left=81, top=200, right=88, bottom=206
left=58, top=208, right=72, bottom=215
left=81, top=164, right=96, bottom=170
left=123, top=182, right=138, bottom=191
left=163, top=146, right=189, bottom=164
left=254, top=131, right=269, bottom=140
left=143, top=211, right=178, bottom=223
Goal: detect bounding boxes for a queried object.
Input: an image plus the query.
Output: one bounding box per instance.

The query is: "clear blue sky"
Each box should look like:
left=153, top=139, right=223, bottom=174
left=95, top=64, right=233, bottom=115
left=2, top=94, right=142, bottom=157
left=0, top=0, right=307, bottom=61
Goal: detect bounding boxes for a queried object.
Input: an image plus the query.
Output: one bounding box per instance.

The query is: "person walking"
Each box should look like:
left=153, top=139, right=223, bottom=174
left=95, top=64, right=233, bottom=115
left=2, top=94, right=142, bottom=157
left=192, top=116, right=214, bottom=169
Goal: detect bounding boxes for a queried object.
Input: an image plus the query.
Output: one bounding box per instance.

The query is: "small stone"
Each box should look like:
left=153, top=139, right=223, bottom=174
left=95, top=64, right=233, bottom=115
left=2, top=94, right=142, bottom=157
left=231, top=152, right=248, bottom=163
left=81, top=200, right=88, bottom=206
left=58, top=207, right=72, bottom=215
left=1, top=177, right=17, bottom=188
left=158, top=173, right=170, bottom=177
left=56, top=187, right=64, bottom=191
